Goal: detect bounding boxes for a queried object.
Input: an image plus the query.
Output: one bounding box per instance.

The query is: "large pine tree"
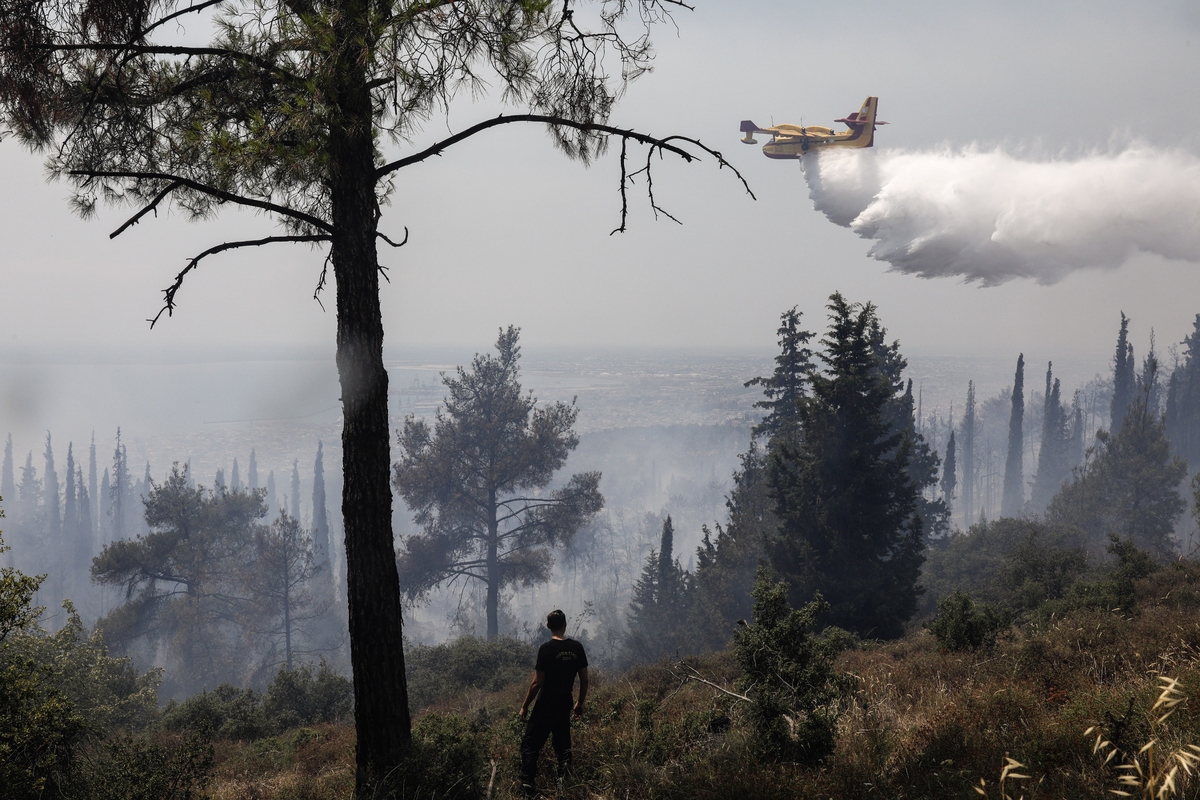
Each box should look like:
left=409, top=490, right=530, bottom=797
left=745, top=307, right=816, bottom=440
left=1001, top=354, right=1026, bottom=518
left=624, top=516, right=689, bottom=663
left=1031, top=363, right=1071, bottom=512
left=767, top=294, right=924, bottom=639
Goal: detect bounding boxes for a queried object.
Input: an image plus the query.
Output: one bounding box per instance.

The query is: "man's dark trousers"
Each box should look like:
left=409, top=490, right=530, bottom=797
left=520, top=704, right=572, bottom=793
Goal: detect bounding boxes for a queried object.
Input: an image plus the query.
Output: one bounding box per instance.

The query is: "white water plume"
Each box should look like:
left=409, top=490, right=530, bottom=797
left=800, top=146, right=1200, bottom=285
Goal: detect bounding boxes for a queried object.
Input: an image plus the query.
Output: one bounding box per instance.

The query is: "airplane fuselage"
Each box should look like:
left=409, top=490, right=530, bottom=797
left=741, top=97, right=882, bottom=158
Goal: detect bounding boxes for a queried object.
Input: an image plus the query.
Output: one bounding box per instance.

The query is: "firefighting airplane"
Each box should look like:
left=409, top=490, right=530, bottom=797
left=739, top=96, right=887, bottom=158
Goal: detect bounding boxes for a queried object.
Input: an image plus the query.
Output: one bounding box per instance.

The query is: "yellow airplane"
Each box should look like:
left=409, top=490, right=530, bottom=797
left=740, top=96, right=887, bottom=158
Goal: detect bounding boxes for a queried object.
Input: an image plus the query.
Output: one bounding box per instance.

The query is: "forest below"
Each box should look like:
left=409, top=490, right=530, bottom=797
left=6, top=296, right=1200, bottom=798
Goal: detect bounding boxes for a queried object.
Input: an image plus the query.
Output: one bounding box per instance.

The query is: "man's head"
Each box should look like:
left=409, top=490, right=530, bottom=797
left=546, top=609, right=567, bottom=634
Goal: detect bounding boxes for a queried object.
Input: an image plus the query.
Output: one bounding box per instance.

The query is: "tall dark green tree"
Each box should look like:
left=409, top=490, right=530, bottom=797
left=312, top=441, right=331, bottom=574
left=0, top=0, right=747, bottom=787
left=685, top=441, right=777, bottom=652
left=1048, top=362, right=1186, bottom=558
left=1112, top=312, right=1137, bottom=434
left=87, top=434, right=97, bottom=542
left=394, top=327, right=603, bottom=640
left=960, top=382, right=977, bottom=529
left=746, top=307, right=816, bottom=439
left=1031, top=363, right=1071, bottom=513
left=1166, top=315, right=1200, bottom=465
left=942, top=430, right=957, bottom=517
left=767, top=294, right=924, bottom=639
left=248, top=450, right=259, bottom=492
left=1001, top=354, right=1025, bottom=518
left=624, top=516, right=689, bottom=663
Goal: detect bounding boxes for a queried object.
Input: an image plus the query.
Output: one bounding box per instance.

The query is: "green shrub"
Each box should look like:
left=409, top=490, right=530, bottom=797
left=263, top=660, right=353, bottom=730
left=391, top=712, right=489, bottom=799
left=732, top=569, right=847, bottom=764
left=162, top=684, right=267, bottom=741
left=927, top=591, right=1008, bottom=651
left=405, top=636, right=533, bottom=711
left=66, top=731, right=213, bottom=800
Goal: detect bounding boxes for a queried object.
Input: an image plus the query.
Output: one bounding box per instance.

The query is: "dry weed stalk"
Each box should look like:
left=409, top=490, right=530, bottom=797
left=1086, top=676, right=1200, bottom=798
left=974, top=756, right=1038, bottom=800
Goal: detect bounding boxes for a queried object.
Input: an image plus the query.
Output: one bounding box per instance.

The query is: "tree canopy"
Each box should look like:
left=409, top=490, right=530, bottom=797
left=394, top=326, right=603, bottom=639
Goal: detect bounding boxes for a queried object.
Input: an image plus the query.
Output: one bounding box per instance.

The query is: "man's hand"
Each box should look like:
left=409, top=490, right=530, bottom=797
left=518, top=706, right=528, bottom=721
left=572, top=702, right=584, bottom=720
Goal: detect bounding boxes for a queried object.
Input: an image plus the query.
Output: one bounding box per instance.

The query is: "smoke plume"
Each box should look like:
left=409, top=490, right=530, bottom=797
left=801, top=146, right=1200, bottom=284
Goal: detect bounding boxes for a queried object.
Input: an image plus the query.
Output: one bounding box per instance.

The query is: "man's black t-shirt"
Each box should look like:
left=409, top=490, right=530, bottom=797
left=533, top=637, right=587, bottom=712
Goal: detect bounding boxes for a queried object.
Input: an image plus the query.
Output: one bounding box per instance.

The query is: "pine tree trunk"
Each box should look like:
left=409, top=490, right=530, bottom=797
left=328, top=2, right=412, bottom=791
left=487, top=488, right=499, bottom=640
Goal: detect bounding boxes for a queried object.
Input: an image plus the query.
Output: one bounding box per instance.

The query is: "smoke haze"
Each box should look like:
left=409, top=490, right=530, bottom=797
left=802, top=146, right=1200, bottom=284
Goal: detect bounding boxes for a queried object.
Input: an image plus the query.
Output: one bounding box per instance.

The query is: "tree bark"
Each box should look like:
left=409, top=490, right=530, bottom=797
left=486, top=487, right=499, bottom=640
left=329, top=0, right=412, bottom=792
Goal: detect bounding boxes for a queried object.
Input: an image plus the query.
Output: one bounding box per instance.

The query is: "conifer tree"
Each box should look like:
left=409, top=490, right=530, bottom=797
left=1, top=435, right=14, bottom=509
left=77, top=467, right=91, bottom=567
left=214, top=468, right=225, bottom=490
left=43, top=433, right=61, bottom=546
left=99, top=468, right=111, bottom=545
left=312, top=442, right=331, bottom=574
left=768, top=293, right=924, bottom=638
left=394, top=327, right=603, bottom=639
left=1166, top=315, right=1200, bottom=465
left=961, top=382, right=977, bottom=528
left=1049, top=361, right=1185, bottom=558
left=17, top=452, right=42, bottom=551
left=248, top=450, right=259, bottom=492
left=1001, top=354, right=1026, bottom=518
left=1112, top=312, right=1137, bottom=434
left=745, top=307, right=816, bottom=440
left=110, top=430, right=129, bottom=541
left=63, top=443, right=77, bottom=554
left=685, top=441, right=777, bottom=652
left=266, top=471, right=278, bottom=516
left=1032, top=363, right=1070, bottom=512
left=625, top=516, right=689, bottom=663
left=942, top=431, right=957, bottom=517
left=290, top=461, right=302, bottom=521
left=87, top=433, right=97, bottom=538
left=231, top=458, right=242, bottom=492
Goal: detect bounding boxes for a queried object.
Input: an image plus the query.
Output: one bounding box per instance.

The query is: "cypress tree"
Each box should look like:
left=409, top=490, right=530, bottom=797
left=77, top=467, right=92, bottom=571
left=291, top=461, right=302, bottom=521
left=266, top=471, right=278, bottom=515
left=99, top=468, right=111, bottom=544
left=63, top=443, right=77, bottom=546
left=110, top=430, right=129, bottom=541
left=942, top=430, right=957, bottom=516
left=231, top=458, right=241, bottom=491
left=961, top=383, right=977, bottom=528
left=248, top=449, right=259, bottom=491
left=88, top=433, right=98, bottom=537
left=43, top=433, right=61, bottom=546
left=1031, top=363, right=1069, bottom=512
left=214, top=468, right=225, bottom=490
left=312, top=441, right=332, bottom=580
left=625, top=515, right=689, bottom=663
left=1001, top=354, right=1025, bottom=518
left=1112, top=312, right=1137, bottom=434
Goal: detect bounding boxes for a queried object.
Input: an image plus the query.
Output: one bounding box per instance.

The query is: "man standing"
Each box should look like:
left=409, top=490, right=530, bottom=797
left=518, top=609, right=588, bottom=798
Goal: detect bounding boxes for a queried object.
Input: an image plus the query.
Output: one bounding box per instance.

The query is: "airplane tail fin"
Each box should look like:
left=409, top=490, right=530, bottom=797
left=834, top=97, right=879, bottom=147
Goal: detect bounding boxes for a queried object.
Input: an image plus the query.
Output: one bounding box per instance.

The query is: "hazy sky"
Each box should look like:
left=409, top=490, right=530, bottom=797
left=1, top=0, right=1199, bottom=363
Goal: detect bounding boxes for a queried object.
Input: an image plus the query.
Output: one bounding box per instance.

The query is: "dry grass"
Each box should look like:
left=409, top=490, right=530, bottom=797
left=205, top=562, right=1200, bottom=799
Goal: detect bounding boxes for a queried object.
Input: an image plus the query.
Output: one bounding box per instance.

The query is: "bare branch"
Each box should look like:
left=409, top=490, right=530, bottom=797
left=610, top=137, right=628, bottom=236
left=150, top=234, right=329, bottom=327
left=137, top=0, right=227, bottom=40
left=375, top=113, right=695, bottom=179
left=70, top=169, right=333, bottom=233
left=18, top=42, right=299, bottom=82
left=109, top=180, right=182, bottom=238
left=378, top=227, right=408, bottom=248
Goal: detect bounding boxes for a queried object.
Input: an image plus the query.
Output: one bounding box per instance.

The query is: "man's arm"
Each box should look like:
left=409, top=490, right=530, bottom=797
left=519, top=670, right=544, bottom=720
left=573, top=667, right=589, bottom=718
